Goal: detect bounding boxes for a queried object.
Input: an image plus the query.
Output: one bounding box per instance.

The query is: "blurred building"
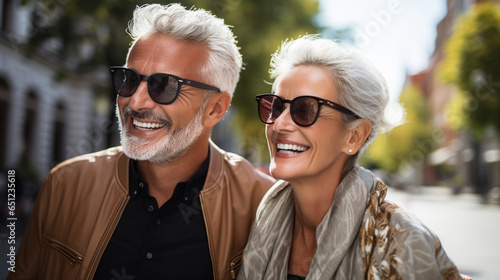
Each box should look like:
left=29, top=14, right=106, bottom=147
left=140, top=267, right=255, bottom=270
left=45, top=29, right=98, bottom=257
left=406, top=0, right=500, bottom=199
left=0, top=0, right=113, bottom=187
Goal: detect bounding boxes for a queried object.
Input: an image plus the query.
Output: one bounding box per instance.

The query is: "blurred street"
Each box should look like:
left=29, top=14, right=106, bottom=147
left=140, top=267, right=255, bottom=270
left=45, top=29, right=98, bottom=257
left=386, top=186, right=500, bottom=280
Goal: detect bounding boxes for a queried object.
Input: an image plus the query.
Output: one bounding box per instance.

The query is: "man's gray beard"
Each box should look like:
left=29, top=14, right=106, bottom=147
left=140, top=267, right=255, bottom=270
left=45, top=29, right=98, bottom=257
left=116, top=103, right=206, bottom=165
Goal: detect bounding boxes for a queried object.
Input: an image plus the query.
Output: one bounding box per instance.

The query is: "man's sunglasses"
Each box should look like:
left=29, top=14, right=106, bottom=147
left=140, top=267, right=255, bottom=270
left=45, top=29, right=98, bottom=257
left=256, top=94, right=360, bottom=127
left=109, top=66, right=221, bottom=104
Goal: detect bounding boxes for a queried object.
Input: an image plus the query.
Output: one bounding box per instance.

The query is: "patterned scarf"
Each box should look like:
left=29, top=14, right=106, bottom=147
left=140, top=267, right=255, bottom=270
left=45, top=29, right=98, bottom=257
left=238, top=166, right=461, bottom=280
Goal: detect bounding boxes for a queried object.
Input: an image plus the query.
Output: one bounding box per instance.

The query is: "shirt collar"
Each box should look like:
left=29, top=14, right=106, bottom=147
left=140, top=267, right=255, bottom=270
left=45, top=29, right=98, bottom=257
left=128, top=147, right=210, bottom=203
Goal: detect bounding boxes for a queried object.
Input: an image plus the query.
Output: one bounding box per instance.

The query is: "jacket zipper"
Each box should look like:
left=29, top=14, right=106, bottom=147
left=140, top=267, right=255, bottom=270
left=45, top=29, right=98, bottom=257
left=200, top=193, right=217, bottom=280
left=83, top=195, right=129, bottom=280
left=45, top=238, right=83, bottom=266
left=229, top=254, right=242, bottom=279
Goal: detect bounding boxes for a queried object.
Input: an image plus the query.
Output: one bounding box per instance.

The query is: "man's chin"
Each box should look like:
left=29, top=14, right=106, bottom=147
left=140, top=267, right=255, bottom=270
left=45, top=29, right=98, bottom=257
left=119, top=114, right=204, bottom=165
left=122, top=141, right=187, bottom=165
left=121, top=136, right=157, bottom=161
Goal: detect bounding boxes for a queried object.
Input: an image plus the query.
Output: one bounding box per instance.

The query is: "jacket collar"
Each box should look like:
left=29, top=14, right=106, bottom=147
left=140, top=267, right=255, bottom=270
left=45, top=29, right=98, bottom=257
left=204, top=139, right=224, bottom=192
left=116, top=147, right=130, bottom=192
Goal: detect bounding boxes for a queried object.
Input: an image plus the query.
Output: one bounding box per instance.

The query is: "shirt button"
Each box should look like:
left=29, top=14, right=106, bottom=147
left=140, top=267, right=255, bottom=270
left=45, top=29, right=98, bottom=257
left=148, top=205, right=154, bottom=212
left=146, top=252, right=153, bottom=259
left=139, top=182, right=144, bottom=189
left=132, top=190, right=138, bottom=198
left=155, top=219, right=161, bottom=225
left=183, top=196, right=189, bottom=201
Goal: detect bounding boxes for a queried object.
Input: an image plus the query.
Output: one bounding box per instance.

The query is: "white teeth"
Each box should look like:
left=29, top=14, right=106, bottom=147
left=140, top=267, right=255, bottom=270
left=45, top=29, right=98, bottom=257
left=276, top=143, right=308, bottom=153
left=133, top=119, right=166, bottom=130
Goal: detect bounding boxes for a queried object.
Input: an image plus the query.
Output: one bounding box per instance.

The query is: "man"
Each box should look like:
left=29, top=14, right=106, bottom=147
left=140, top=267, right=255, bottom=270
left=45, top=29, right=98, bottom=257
left=8, top=4, right=274, bottom=280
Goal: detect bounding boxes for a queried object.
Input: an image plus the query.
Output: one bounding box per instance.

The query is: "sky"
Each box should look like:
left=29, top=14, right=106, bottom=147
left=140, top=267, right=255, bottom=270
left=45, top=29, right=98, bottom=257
left=317, top=0, right=447, bottom=102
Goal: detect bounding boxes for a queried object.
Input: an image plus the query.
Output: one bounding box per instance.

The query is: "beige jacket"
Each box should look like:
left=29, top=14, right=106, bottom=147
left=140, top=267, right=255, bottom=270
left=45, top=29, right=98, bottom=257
left=8, top=141, right=274, bottom=280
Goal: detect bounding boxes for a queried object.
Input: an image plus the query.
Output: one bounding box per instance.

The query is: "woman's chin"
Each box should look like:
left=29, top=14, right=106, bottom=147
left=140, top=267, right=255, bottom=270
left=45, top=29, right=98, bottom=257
left=269, top=164, right=296, bottom=181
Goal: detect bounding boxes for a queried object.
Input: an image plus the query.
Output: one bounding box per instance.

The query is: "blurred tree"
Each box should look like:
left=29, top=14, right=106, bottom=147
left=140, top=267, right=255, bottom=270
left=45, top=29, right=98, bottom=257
left=21, top=0, right=319, bottom=163
left=211, top=0, right=319, bottom=162
left=360, top=85, right=434, bottom=173
left=439, top=1, right=500, bottom=136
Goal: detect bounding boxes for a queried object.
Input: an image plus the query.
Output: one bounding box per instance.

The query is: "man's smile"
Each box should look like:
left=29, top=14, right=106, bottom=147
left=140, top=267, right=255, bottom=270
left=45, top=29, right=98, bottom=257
left=132, top=119, right=167, bottom=130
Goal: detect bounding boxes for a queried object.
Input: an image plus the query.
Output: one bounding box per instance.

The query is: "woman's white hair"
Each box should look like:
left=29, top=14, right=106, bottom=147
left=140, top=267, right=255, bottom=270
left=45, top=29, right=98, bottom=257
left=270, top=35, right=405, bottom=172
left=126, top=3, right=242, bottom=96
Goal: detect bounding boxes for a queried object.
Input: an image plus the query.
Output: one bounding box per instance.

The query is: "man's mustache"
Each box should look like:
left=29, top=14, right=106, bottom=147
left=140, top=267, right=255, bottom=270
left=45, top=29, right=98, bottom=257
left=122, top=106, right=173, bottom=129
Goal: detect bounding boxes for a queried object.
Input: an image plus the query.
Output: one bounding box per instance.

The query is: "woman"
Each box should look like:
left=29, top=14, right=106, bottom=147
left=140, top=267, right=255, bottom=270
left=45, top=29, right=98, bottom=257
left=237, top=36, right=466, bottom=280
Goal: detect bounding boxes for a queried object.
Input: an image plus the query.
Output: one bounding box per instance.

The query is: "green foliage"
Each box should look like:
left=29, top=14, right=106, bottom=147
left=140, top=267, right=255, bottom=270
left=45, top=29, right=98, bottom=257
left=444, top=92, right=469, bottom=131
left=216, top=0, right=319, bottom=160
left=22, top=0, right=319, bottom=162
left=360, top=85, right=435, bottom=173
left=439, top=1, right=500, bottom=136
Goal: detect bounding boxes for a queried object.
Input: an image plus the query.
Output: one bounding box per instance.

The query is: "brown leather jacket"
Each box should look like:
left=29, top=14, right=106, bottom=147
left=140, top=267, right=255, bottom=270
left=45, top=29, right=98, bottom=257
left=8, top=141, right=274, bottom=280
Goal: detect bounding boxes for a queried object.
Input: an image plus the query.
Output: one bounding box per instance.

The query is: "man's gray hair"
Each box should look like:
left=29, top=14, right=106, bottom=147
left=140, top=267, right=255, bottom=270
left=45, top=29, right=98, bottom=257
left=270, top=35, right=405, bottom=171
left=126, top=3, right=242, bottom=97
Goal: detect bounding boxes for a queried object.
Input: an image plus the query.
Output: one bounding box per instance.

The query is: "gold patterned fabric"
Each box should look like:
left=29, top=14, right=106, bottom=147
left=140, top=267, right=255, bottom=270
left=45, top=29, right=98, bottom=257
left=359, top=179, right=462, bottom=280
left=238, top=166, right=463, bottom=280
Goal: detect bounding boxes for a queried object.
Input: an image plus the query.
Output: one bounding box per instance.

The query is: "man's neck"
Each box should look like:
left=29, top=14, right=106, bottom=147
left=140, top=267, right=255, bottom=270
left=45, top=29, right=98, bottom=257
left=136, top=141, right=210, bottom=207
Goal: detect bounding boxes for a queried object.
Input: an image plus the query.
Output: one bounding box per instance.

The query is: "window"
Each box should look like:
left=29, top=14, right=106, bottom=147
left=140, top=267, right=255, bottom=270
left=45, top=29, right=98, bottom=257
left=22, top=91, right=38, bottom=162
left=52, top=102, right=66, bottom=165
left=1, top=0, right=15, bottom=34
left=0, top=77, right=10, bottom=170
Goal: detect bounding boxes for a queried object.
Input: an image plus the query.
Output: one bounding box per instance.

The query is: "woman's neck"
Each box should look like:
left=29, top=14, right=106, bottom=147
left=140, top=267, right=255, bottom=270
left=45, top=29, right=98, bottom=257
left=287, top=172, right=344, bottom=276
left=290, top=171, right=343, bottom=231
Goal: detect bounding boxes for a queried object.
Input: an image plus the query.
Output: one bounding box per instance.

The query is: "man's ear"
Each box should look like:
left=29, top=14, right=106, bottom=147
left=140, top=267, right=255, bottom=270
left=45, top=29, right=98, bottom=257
left=343, top=119, right=372, bottom=154
left=203, top=92, right=232, bottom=128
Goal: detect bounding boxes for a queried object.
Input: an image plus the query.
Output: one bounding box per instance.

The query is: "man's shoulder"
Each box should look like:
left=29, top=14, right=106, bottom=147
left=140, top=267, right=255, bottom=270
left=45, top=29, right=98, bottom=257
left=209, top=142, right=275, bottom=187
left=220, top=149, right=273, bottom=181
left=40, top=147, right=129, bottom=196
left=49, top=147, right=125, bottom=176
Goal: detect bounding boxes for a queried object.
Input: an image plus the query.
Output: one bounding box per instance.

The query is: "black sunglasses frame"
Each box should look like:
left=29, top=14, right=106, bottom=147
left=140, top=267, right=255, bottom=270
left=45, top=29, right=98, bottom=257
left=110, top=66, right=221, bottom=105
left=256, top=94, right=360, bottom=127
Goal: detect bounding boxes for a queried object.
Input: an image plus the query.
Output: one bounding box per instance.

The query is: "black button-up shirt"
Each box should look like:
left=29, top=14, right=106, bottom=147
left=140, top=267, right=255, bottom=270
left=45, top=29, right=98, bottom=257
left=94, top=153, right=213, bottom=280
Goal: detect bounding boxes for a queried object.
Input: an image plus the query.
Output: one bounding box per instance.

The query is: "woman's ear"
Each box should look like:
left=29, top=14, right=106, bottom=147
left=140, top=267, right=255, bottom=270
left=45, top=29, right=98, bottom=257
left=344, top=119, right=372, bottom=154
left=203, top=92, right=231, bottom=128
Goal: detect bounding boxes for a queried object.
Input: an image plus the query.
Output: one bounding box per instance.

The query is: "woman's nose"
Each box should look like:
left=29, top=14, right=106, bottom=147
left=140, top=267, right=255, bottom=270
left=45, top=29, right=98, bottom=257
left=272, top=106, right=296, bottom=132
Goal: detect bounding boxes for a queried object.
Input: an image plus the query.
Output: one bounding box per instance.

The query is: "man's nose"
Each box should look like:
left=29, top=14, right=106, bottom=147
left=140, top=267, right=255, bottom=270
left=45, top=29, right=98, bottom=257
left=128, top=80, right=156, bottom=111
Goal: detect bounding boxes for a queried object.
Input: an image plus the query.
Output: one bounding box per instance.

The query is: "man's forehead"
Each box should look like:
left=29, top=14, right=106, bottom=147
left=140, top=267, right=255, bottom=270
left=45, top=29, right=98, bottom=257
left=126, top=33, right=210, bottom=77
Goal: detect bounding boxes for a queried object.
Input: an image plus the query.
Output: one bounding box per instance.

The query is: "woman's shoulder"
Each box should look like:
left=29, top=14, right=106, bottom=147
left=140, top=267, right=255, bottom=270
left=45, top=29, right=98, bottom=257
left=360, top=197, right=460, bottom=279
left=364, top=177, right=435, bottom=238
left=361, top=180, right=447, bottom=259
left=379, top=199, right=437, bottom=239
left=368, top=195, right=440, bottom=244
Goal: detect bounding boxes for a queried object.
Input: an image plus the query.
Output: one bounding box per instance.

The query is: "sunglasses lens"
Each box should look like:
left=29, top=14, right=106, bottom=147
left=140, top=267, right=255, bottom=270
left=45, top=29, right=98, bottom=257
left=148, top=74, right=179, bottom=104
left=112, top=68, right=139, bottom=97
left=258, top=95, right=283, bottom=124
left=292, top=97, right=319, bottom=126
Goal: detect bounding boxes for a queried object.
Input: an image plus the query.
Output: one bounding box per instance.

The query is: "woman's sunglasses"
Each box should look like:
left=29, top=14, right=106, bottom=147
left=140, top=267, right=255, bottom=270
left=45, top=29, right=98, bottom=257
left=109, top=66, right=221, bottom=104
left=256, top=94, right=360, bottom=127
